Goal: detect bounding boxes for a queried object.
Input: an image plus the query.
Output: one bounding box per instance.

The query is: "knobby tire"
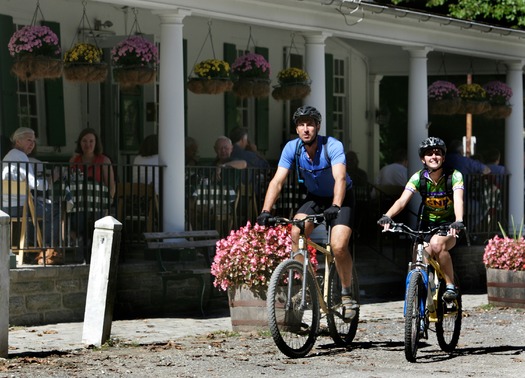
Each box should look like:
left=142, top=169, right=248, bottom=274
left=435, top=275, right=462, bottom=353
left=326, top=263, right=359, bottom=346
left=267, top=259, right=320, bottom=358
left=404, top=271, right=423, bottom=362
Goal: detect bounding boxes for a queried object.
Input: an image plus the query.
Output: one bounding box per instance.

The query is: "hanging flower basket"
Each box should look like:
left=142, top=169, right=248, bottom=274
left=482, top=81, right=513, bottom=119
left=427, top=80, right=460, bottom=115
left=8, top=25, right=62, bottom=81
left=272, top=68, right=311, bottom=101
left=457, top=83, right=490, bottom=115
left=63, top=42, right=107, bottom=83
left=111, top=35, right=158, bottom=87
left=231, top=53, right=271, bottom=98
left=187, top=59, right=233, bottom=95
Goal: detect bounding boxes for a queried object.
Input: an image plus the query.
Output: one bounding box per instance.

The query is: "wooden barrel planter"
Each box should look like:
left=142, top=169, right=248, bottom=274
left=486, top=268, right=525, bottom=308
left=227, top=285, right=268, bottom=332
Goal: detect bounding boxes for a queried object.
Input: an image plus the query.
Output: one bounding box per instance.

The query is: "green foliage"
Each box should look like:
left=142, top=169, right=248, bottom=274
left=391, top=0, right=525, bottom=27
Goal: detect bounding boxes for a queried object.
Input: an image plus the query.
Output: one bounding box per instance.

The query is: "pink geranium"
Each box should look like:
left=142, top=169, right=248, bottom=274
left=483, top=235, right=525, bottom=272
left=111, top=35, right=158, bottom=67
left=8, top=25, right=61, bottom=58
left=231, top=52, right=270, bottom=79
left=211, top=222, right=317, bottom=291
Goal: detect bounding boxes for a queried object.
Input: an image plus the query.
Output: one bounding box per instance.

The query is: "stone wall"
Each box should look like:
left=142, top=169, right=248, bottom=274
left=9, top=262, right=210, bottom=326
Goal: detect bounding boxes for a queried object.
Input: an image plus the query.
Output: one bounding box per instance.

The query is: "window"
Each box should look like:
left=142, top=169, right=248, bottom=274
left=332, top=58, right=346, bottom=142
left=235, top=49, right=254, bottom=135
left=16, top=79, right=47, bottom=145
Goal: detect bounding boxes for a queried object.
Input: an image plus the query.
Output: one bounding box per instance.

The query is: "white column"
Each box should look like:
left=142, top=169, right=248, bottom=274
left=304, top=32, right=331, bottom=135
left=403, top=46, right=432, bottom=224
left=0, top=211, right=9, bottom=358
left=505, top=61, right=524, bottom=229
left=157, top=10, right=191, bottom=232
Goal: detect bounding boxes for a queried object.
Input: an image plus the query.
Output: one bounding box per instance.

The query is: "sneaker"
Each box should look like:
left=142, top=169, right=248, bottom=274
left=443, top=286, right=458, bottom=302
left=341, top=295, right=359, bottom=320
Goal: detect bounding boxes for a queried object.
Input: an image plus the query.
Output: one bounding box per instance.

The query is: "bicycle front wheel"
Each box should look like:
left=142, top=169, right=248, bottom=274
left=436, top=276, right=462, bottom=353
left=327, top=263, right=360, bottom=346
left=404, top=271, right=424, bottom=362
left=267, top=259, right=320, bottom=358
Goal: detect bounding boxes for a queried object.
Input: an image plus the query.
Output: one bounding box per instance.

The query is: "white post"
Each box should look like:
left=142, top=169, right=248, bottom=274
left=82, top=216, right=122, bottom=347
left=0, top=211, right=10, bottom=358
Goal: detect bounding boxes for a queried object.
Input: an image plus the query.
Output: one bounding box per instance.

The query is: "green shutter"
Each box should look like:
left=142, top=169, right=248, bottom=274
left=223, top=43, right=237, bottom=135
left=0, top=14, right=18, bottom=139
left=41, top=20, right=65, bottom=147
left=254, top=46, right=269, bottom=152
left=325, top=53, right=334, bottom=136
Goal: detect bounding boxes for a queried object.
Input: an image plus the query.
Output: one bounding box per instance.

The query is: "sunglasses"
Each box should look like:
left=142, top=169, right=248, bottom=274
left=424, top=149, right=443, bottom=157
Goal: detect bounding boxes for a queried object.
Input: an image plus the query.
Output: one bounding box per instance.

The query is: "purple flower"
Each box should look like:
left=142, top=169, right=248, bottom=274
left=483, top=81, right=513, bottom=105
left=8, top=25, right=61, bottom=58
left=111, top=36, right=159, bottom=67
left=231, top=53, right=270, bottom=79
left=428, top=80, right=459, bottom=101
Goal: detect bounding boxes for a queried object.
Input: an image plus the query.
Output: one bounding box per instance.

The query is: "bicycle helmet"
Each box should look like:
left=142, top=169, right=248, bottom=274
left=293, top=106, right=322, bottom=125
left=418, top=137, right=447, bottom=157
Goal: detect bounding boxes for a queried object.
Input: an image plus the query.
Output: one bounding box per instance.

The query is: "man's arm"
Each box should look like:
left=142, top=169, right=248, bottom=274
left=331, top=163, right=347, bottom=207
left=223, top=160, right=247, bottom=169
left=261, top=166, right=289, bottom=212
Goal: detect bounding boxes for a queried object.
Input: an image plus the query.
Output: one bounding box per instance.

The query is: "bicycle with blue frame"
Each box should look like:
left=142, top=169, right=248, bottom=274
left=266, top=214, right=359, bottom=358
left=383, top=222, right=462, bottom=362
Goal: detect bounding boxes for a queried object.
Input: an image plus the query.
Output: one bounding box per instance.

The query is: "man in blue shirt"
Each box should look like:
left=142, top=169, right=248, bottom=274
left=257, top=105, right=358, bottom=319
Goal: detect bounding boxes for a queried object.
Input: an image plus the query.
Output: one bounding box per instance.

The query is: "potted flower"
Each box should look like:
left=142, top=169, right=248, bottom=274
left=211, top=221, right=317, bottom=331
left=187, top=59, right=233, bottom=95
left=482, top=81, right=513, bottom=119
left=231, top=52, right=271, bottom=98
left=483, top=220, right=525, bottom=308
left=8, top=25, right=62, bottom=81
left=427, top=80, right=460, bottom=115
left=63, top=42, right=108, bottom=83
left=111, top=35, right=159, bottom=87
left=272, top=67, right=311, bottom=101
left=457, top=83, right=490, bottom=114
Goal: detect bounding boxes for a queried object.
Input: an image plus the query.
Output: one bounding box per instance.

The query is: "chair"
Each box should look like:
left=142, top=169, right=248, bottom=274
left=116, top=182, right=158, bottom=242
left=2, top=180, right=43, bottom=264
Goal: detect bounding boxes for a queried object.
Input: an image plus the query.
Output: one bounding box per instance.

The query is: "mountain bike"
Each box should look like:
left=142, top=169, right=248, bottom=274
left=266, top=214, right=359, bottom=358
left=384, top=222, right=462, bottom=362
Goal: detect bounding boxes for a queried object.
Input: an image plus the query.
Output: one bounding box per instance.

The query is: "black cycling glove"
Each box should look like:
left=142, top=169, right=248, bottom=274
left=450, top=221, right=465, bottom=231
left=377, top=214, right=393, bottom=226
left=256, top=211, right=271, bottom=226
left=323, top=205, right=340, bottom=221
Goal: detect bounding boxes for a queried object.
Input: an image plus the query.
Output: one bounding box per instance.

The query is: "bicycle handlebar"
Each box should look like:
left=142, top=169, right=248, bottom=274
left=268, top=214, right=325, bottom=227
left=383, top=222, right=450, bottom=239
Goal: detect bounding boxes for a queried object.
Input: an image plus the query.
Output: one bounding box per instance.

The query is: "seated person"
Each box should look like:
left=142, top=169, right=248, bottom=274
left=2, top=127, right=60, bottom=253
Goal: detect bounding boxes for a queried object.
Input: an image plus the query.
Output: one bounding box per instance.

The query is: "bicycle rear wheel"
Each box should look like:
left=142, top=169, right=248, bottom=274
left=327, top=263, right=360, bottom=346
left=404, top=270, right=424, bottom=362
left=267, top=259, right=320, bottom=358
left=436, top=276, right=462, bottom=353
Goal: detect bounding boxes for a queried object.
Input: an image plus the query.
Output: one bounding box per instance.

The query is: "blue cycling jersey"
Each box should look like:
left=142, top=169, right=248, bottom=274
left=278, top=135, right=352, bottom=197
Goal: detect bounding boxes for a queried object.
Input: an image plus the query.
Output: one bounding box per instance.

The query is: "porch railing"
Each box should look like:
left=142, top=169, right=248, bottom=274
left=1, top=159, right=509, bottom=266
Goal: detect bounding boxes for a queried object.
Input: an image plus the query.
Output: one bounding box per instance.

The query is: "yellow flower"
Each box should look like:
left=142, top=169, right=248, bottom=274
left=277, top=67, right=309, bottom=84
left=64, top=43, right=103, bottom=64
left=458, top=83, right=487, bottom=101
left=194, top=59, right=230, bottom=79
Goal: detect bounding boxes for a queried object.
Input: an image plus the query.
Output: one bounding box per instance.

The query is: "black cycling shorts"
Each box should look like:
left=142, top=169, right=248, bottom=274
left=296, top=187, right=355, bottom=228
left=419, top=220, right=452, bottom=243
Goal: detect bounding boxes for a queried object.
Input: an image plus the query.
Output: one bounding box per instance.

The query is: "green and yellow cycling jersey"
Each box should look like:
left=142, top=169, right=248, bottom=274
left=406, top=169, right=464, bottom=223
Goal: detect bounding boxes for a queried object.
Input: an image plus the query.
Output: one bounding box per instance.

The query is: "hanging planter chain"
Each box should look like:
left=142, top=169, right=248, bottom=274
left=30, top=0, right=46, bottom=26
left=188, top=20, right=217, bottom=80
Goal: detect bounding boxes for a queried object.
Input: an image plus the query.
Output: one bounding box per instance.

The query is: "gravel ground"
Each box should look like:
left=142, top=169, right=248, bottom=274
left=1, top=304, right=524, bottom=377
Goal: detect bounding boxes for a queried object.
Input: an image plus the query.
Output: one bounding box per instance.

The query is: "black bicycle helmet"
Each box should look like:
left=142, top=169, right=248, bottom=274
left=418, top=137, right=447, bottom=157
left=293, top=106, right=322, bottom=125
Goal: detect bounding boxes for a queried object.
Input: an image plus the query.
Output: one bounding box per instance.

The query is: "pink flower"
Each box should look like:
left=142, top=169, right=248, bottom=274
left=111, top=35, right=158, bottom=67
left=483, top=235, right=525, bottom=271
left=483, top=81, right=512, bottom=105
left=8, top=25, right=61, bottom=58
left=231, top=53, right=270, bottom=79
left=428, top=80, right=459, bottom=101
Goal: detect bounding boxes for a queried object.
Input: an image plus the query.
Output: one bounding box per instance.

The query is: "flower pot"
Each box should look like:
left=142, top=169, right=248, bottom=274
left=187, top=77, right=233, bottom=95
left=482, top=105, right=512, bottom=119
left=486, top=268, right=525, bottom=308
left=11, top=55, right=63, bottom=81
left=457, top=100, right=491, bottom=115
left=428, top=98, right=461, bottom=115
left=227, top=285, right=268, bottom=332
left=233, top=78, right=271, bottom=99
left=64, top=63, right=108, bottom=83
left=272, top=82, right=311, bottom=101
left=113, top=66, right=156, bottom=87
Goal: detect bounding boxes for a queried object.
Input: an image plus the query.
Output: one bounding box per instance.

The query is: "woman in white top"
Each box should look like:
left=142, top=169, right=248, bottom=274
left=133, top=134, right=159, bottom=194
left=2, top=127, right=60, bottom=248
